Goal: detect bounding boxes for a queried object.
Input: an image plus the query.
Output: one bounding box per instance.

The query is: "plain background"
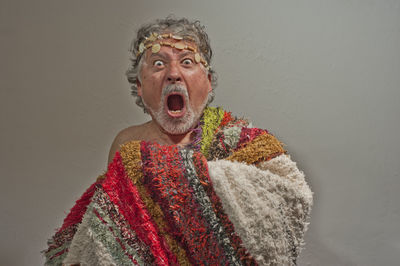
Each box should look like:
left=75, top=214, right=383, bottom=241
left=1, top=0, right=399, bottom=265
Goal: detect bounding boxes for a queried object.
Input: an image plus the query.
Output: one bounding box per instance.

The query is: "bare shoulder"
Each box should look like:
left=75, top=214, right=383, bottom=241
left=107, top=123, right=148, bottom=164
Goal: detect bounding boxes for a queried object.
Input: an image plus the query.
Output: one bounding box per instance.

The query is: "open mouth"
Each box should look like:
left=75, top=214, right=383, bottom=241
left=165, top=93, right=186, bottom=117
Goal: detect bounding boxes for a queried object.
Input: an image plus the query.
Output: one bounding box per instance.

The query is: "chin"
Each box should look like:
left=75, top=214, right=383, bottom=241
left=154, top=107, right=198, bottom=135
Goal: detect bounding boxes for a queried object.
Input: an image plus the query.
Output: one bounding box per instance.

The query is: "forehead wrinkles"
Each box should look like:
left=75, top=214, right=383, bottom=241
left=146, top=49, right=195, bottom=62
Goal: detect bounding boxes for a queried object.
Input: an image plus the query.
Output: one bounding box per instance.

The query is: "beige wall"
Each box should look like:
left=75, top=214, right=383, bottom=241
left=1, top=0, right=399, bottom=265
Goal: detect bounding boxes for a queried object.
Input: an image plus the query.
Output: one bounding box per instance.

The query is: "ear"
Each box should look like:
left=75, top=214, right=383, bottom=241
left=136, top=79, right=142, bottom=96
left=207, top=73, right=212, bottom=92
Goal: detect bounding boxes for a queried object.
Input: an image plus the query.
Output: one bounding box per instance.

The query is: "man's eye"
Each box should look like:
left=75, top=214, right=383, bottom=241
left=153, top=60, right=164, bottom=67
left=182, top=59, right=193, bottom=65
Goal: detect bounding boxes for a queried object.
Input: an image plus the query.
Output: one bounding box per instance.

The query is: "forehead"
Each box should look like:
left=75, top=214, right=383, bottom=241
left=145, top=45, right=195, bottom=60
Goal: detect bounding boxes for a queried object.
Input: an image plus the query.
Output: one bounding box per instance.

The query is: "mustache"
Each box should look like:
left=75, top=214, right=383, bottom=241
left=161, top=84, right=189, bottom=98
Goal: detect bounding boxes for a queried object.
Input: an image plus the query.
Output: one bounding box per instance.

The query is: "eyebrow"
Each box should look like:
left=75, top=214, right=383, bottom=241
left=148, top=52, right=167, bottom=60
left=178, top=51, right=194, bottom=58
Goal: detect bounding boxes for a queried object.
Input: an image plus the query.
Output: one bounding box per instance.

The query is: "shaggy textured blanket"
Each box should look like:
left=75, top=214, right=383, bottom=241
left=44, top=107, right=312, bottom=265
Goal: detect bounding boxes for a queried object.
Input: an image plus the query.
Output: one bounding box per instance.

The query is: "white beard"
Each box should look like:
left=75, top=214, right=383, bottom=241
left=143, top=84, right=209, bottom=135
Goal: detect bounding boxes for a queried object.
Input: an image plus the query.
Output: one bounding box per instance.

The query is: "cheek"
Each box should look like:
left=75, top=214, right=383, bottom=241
left=190, top=83, right=210, bottom=105
left=142, top=75, right=160, bottom=94
left=197, top=74, right=211, bottom=95
left=141, top=78, right=163, bottom=106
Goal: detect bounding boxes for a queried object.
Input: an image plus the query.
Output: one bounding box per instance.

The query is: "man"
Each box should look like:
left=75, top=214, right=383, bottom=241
left=108, top=17, right=215, bottom=161
left=44, top=17, right=312, bottom=265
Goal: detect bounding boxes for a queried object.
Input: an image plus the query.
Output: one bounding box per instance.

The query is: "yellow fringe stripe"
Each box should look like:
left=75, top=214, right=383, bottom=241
left=96, top=173, right=106, bottom=182
left=119, top=141, right=191, bottom=266
left=227, top=133, right=286, bottom=165
left=200, top=107, right=225, bottom=158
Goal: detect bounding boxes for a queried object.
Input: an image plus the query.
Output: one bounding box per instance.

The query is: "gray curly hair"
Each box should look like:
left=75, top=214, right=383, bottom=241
left=126, top=16, right=217, bottom=113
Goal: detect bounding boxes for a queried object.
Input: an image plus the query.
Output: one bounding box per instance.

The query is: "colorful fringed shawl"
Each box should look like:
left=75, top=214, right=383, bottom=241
left=44, top=107, right=312, bottom=266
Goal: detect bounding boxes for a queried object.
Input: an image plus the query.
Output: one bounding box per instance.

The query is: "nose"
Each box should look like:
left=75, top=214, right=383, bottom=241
left=166, top=62, right=182, bottom=83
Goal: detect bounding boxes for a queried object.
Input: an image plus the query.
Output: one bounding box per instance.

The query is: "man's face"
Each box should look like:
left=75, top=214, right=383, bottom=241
left=137, top=42, right=212, bottom=135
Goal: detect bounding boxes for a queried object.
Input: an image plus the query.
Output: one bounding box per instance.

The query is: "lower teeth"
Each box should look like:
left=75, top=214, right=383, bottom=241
left=170, top=110, right=182, bottom=114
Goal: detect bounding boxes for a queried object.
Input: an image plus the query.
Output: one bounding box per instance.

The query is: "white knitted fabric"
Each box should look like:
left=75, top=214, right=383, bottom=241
left=208, top=154, right=312, bottom=265
left=63, top=208, right=116, bottom=266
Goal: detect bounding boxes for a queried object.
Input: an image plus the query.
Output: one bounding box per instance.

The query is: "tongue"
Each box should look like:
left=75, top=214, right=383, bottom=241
left=168, top=95, right=183, bottom=111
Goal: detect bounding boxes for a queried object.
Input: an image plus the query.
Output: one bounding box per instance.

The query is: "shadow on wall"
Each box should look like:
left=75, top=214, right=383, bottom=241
left=298, top=234, right=356, bottom=266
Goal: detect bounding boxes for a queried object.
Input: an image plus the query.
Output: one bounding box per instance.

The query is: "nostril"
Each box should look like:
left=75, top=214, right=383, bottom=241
left=167, top=76, right=181, bottom=82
